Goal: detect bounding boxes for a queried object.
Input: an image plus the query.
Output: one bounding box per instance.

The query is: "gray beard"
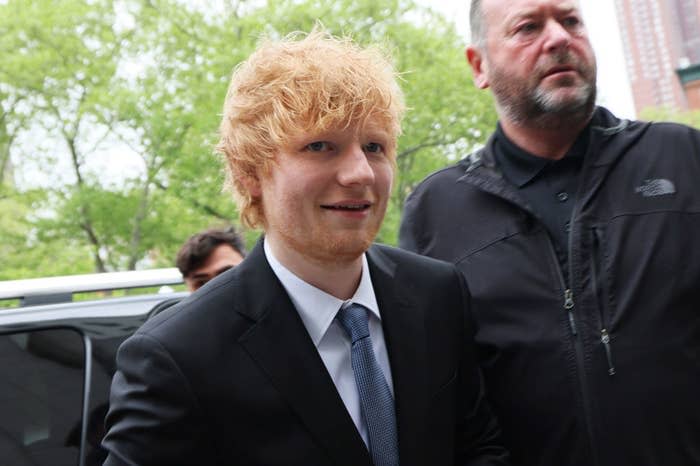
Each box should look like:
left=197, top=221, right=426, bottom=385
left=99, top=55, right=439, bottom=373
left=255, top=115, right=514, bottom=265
left=497, top=80, right=597, bottom=129
left=490, top=49, right=598, bottom=129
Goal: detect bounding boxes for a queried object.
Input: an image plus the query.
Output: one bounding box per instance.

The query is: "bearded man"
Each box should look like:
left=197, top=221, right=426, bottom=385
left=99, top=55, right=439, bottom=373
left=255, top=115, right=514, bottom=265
left=400, top=1, right=700, bottom=465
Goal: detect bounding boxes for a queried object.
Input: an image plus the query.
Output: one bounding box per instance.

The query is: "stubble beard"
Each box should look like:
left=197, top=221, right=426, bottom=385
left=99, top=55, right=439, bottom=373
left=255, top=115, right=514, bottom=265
left=491, top=51, right=597, bottom=130
left=276, top=210, right=384, bottom=268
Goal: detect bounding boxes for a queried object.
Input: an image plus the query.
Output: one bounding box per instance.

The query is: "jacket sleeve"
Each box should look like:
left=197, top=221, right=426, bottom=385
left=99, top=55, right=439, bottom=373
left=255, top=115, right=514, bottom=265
left=398, top=185, right=427, bottom=255
left=102, top=333, right=208, bottom=466
left=454, top=271, right=510, bottom=466
left=399, top=169, right=452, bottom=258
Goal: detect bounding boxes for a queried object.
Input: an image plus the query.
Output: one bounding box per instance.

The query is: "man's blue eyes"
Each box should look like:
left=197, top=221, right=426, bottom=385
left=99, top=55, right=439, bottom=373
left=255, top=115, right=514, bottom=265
left=365, top=143, right=383, bottom=153
left=305, top=142, right=383, bottom=153
left=307, top=141, right=328, bottom=151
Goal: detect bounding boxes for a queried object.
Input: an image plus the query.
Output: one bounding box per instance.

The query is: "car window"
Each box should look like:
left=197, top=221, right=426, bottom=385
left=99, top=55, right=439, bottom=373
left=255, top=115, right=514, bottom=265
left=0, top=327, right=87, bottom=466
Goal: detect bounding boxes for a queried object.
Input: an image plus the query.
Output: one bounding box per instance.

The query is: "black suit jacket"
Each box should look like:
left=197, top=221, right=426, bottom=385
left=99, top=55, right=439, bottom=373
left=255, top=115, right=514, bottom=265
left=102, top=241, right=508, bottom=465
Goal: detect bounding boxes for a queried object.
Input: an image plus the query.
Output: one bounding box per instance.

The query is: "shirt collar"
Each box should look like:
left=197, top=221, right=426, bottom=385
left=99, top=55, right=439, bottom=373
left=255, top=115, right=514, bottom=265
left=494, top=122, right=590, bottom=188
left=264, top=239, right=380, bottom=347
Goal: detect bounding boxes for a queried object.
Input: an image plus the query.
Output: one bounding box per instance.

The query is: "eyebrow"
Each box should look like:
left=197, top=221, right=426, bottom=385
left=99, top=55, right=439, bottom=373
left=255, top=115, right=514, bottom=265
left=190, top=265, right=234, bottom=281
left=509, top=5, right=578, bottom=21
left=215, top=265, right=234, bottom=276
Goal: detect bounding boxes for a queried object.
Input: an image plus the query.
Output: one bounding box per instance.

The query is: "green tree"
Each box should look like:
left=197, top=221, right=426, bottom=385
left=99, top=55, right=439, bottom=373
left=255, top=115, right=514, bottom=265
left=1, top=0, right=129, bottom=272
left=0, top=0, right=497, bottom=279
left=640, top=107, right=700, bottom=129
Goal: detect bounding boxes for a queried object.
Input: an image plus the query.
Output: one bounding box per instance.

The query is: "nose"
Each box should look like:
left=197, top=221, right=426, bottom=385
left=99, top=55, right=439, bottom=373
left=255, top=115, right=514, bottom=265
left=543, top=19, right=571, bottom=52
left=337, top=144, right=375, bottom=186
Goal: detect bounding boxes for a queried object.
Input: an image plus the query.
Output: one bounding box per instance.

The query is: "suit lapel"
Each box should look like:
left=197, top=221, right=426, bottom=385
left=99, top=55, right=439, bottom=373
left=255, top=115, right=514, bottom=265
left=236, top=242, right=371, bottom=466
left=367, top=246, right=430, bottom=466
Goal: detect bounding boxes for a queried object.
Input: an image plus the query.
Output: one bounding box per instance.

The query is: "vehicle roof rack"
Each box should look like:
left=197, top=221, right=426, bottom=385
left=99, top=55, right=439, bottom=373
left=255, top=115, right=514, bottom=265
left=0, top=268, right=184, bottom=306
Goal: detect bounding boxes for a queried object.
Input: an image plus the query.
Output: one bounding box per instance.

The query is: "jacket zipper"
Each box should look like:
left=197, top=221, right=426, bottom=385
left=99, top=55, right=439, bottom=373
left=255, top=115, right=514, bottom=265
left=546, top=238, right=577, bottom=335
left=600, top=329, right=615, bottom=375
left=548, top=210, right=601, bottom=466
left=592, top=227, right=616, bottom=376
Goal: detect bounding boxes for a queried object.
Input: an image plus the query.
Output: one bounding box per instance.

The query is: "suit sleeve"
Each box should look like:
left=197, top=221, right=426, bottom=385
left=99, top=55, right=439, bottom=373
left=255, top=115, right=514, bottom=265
left=102, top=333, right=207, bottom=466
left=454, top=271, right=510, bottom=466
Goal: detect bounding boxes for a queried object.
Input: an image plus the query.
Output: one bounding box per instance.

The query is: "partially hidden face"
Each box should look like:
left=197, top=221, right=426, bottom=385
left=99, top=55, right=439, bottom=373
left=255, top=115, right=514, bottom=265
left=185, top=244, right=245, bottom=291
left=250, top=118, right=394, bottom=266
left=473, top=0, right=597, bottom=121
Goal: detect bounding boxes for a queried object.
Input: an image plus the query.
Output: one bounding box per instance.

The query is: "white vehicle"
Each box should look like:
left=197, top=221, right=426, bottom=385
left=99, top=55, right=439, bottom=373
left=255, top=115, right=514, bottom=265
left=0, top=269, right=186, bottom=466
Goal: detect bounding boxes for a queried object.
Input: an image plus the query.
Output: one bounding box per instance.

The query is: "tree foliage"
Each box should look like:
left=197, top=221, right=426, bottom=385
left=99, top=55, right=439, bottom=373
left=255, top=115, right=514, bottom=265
left=640, top=107, right=700, bottom=129
left=0, top=0, right=496, bottom=278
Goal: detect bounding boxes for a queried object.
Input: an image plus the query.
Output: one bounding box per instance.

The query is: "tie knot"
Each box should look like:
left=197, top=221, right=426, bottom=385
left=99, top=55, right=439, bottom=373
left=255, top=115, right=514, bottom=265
left=337, top=303, right=370, bottom=343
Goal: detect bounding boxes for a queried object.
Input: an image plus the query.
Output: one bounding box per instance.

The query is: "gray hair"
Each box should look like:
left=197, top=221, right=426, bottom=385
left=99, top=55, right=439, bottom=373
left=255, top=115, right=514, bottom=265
left=470, top=0, right=486, bottom=47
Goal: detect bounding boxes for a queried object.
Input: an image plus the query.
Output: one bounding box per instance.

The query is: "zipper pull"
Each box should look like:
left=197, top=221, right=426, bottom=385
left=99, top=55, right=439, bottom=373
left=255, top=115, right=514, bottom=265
left=564, top=289, right=577, bottom=335
left=601, top=329, right=616, bottom=376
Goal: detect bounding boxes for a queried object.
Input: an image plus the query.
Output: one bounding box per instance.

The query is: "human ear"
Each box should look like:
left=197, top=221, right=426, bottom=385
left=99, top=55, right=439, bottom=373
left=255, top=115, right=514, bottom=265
left=466, top=46, right=490, bottom=89
left=239, top=174, right=262, bottom=198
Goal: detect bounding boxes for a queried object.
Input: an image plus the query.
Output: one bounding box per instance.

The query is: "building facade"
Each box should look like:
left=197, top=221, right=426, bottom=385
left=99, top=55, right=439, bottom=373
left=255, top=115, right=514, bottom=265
left=614, top=0, right=700, bottom=113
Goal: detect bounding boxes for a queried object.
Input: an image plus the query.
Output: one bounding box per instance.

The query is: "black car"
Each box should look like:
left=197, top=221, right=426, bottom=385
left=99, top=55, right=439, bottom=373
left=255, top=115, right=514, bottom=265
left=0, top=269, right=187, bottom=466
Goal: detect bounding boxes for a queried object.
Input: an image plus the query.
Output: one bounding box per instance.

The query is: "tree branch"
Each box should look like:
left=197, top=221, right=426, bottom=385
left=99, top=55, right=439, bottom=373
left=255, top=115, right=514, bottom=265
left=396, top=136, right=464, bottom=159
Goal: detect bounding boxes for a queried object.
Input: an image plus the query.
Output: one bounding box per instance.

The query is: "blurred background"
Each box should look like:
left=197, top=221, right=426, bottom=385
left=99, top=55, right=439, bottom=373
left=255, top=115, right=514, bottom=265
left=1, top=0, right=699, bottom=280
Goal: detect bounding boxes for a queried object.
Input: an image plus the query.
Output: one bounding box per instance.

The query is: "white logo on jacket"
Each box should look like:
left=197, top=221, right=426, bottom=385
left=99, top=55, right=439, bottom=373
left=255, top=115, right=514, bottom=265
left=635, top=179, right=676, bottom=197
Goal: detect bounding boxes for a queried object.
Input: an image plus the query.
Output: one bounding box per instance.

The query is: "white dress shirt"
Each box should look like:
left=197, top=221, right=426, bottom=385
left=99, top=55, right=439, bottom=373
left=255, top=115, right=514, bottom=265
left=263, top=240, right=394, bottom=447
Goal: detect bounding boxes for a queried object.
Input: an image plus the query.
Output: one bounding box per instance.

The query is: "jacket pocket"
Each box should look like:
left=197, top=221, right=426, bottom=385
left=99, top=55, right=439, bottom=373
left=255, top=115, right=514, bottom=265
left=592, top=226, right=616, bottom=376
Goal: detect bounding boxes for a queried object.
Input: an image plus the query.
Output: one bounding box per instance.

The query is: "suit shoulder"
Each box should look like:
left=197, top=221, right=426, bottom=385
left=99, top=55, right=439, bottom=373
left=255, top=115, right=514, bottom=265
left=136, top=272, right=248, bottom=343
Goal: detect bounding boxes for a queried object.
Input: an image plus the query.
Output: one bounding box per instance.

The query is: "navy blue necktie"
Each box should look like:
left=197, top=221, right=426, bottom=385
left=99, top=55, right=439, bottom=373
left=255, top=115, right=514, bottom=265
left=337, top=303, right=399, bottom=466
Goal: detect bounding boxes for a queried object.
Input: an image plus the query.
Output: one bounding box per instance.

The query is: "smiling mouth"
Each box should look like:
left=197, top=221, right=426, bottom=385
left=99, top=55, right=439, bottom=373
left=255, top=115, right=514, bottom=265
left=321, top=203, right=371, bottom=211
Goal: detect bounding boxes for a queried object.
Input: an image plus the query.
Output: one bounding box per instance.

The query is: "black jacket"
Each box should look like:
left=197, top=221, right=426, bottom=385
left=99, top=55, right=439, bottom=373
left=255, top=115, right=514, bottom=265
left=399, top=107, right=700, bottom=466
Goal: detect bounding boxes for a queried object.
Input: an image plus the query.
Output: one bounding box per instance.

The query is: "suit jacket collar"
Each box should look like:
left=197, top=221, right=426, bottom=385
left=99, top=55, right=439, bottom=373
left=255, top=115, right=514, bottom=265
left=234, top=240, right=428, bottom=466
left=234, top=240, right=370, bottom=466
left=368, top=246, right=429, bottom=465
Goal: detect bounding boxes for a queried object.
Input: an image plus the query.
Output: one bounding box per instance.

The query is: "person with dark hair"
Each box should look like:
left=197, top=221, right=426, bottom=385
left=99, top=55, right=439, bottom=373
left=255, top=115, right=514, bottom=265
left=175, top=227, right=246, bottom=291
left=101, top=29, right=509, bottom=466
left=400, top=1, right=700, bottom=465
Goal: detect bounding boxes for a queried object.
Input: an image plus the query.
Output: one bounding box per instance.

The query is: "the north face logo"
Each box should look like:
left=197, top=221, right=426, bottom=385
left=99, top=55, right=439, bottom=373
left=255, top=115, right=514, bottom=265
left=635, top=178, right=676, bottom=197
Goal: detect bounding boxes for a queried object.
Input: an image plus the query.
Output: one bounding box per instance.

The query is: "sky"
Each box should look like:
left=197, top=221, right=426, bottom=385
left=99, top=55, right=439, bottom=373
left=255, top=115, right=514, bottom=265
left=421, top=0, right=637, bottom=118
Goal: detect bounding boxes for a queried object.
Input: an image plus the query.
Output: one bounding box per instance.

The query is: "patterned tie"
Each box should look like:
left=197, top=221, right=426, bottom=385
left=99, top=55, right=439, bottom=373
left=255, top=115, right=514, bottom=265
left=336, top=303, right=399, bottom=466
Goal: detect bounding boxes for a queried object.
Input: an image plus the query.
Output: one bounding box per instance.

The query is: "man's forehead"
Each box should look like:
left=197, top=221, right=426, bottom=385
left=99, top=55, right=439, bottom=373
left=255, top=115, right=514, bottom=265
left=285, top=116, right=392, bottom=143
left=484, top=0, right=581, bottom=20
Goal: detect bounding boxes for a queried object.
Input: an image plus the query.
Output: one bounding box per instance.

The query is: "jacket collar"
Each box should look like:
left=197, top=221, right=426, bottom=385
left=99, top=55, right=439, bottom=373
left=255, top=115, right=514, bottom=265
left=493, top=121, right=588, bottom=188
left=233, top=241, right=428, bottom=466
left=233, top=240, right=371, bottom=466
left=367, top=246, right=429, bottom=464
left=457, top=106, right=651, bottom=208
